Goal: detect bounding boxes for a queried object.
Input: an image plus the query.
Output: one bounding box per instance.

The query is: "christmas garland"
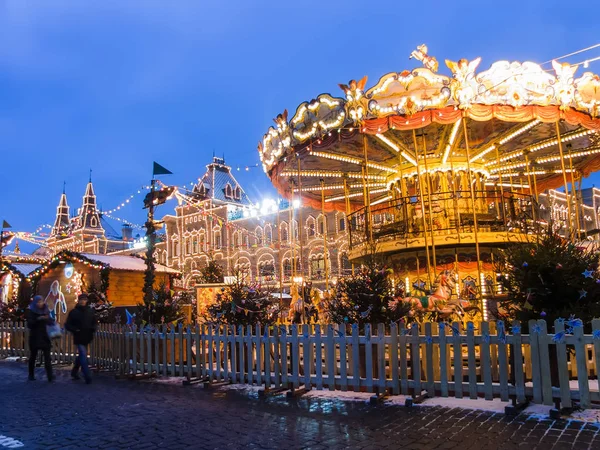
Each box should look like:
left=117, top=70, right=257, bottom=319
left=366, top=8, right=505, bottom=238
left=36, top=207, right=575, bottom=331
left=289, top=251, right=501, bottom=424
left=28, top=250, right=110, bottom=295
left=0, top=262, right=22, bottom=303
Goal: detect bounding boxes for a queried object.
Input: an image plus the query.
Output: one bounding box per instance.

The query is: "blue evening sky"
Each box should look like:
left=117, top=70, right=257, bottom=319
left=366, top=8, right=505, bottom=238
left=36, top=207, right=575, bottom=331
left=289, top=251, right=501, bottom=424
left=0, top=1, right=598, bottom=247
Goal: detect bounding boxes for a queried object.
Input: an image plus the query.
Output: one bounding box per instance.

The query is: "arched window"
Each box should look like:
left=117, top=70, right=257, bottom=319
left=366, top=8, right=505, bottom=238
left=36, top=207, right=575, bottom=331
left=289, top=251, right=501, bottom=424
left=224, top=184, right=233, bottom=199
left=339, top=216, right=346, bottom=231
left=283, top=259, right=292, bottom=279
left=235, top=187, right=241, bottom=200
left=307, top=216, right=316, bottom=238
left=214, top=231, right=222, bottom=249
left=280, top=222, right=289, bottom=242
left=233, top=232, right=240, bottom=248
left=318, top=215, right=325, bottom=235
left=255, top=227, right=263, bottom=246
left=310, top=254, right=325, bottom=279
left=199, top=232, right=206, bottom=252
left=259, top=260, right=275, bottom=277
left=192, top=238, right=198, bottom=254
left=264, top=225, right=272, bottom=245
left=185, top=239, right=191, bottom=255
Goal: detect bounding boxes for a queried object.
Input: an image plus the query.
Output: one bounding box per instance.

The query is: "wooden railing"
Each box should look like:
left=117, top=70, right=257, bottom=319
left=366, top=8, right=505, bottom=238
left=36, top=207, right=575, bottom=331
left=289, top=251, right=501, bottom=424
left=347, top=190, right=539, bottom=248
left=2, top=320, right=599, bottom=410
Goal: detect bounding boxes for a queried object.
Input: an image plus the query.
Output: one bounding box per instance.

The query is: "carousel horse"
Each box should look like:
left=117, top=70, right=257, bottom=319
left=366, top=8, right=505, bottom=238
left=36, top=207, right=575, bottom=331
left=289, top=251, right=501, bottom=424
left=404, top=270, right=456, bottom=314
left=306, top=288, right=324, bottom=324
left=389, top=270, right=461, bottom=317
left=288, top=284, right=304, bottom=324
left=392, top=270, right=481, bottom=320
left=315, top=289, right=332, bottom=323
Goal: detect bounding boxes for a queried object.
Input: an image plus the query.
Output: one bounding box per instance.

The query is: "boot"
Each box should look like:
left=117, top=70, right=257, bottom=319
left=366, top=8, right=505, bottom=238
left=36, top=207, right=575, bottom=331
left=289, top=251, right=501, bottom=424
left=71, top=368, right=80, bottom=380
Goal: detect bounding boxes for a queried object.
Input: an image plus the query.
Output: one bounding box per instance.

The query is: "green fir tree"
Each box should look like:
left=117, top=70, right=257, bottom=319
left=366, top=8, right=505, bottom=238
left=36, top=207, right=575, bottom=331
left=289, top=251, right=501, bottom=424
left=199, top=259, right=225, bottom=284
left=204, top=269, right=279, bottom=326
left=495, top=230, right=600, bottom=328
left=85, top=280, right=115, bottom=324
left=325, top=260, right=411, bottom=326
left=137, top=282, right=184, bottom=325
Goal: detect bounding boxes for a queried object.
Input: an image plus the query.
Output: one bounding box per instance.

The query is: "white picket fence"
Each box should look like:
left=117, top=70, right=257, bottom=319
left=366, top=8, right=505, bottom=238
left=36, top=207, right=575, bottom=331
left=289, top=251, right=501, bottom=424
left=2, top=320, right=600, bottom=410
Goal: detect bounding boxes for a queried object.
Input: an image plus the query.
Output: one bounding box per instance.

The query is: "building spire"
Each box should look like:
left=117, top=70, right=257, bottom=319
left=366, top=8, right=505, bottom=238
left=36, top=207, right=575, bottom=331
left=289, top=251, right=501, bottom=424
left=50, top=188, right=70, bottom=238
left=63, top=181, right=66, bottom=195
left=76, top=176, right=103, bottom=234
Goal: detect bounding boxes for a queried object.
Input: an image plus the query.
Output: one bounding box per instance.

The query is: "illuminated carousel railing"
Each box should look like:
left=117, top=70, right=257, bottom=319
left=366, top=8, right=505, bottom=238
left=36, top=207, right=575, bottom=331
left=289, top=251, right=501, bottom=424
left=348, top=191, right=541, bottom=250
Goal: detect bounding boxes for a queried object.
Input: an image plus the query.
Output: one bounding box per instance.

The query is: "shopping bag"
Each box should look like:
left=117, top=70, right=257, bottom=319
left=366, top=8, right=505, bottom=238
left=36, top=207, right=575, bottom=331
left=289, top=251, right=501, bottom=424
left=46, top=322, right=63, bottom=340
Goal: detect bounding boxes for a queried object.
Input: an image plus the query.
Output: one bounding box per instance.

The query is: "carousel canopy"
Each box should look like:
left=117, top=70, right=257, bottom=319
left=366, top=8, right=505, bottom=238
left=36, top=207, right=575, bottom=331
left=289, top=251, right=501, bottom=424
left=258, top=47, right=600, bottom=212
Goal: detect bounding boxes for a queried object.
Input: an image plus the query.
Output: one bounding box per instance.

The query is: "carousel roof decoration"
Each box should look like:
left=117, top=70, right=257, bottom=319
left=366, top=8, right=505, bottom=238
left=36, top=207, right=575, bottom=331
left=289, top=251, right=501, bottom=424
left=258, top=45, right=600, bottom=212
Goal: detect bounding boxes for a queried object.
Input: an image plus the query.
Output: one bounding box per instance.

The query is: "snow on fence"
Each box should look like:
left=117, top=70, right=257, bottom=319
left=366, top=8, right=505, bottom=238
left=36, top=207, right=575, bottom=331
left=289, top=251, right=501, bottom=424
left=2, top=320, right=600, bottom=410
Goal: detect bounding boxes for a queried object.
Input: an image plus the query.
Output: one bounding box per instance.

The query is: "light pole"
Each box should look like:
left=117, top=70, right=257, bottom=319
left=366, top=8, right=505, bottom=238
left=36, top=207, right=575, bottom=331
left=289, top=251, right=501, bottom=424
left=143, top=163, right=174, bottom=310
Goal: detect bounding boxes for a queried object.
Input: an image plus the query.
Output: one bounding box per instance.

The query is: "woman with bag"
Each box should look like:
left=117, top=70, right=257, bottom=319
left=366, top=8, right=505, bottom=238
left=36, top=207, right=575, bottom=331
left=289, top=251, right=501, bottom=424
left=26, top=295, right=55, bottom=382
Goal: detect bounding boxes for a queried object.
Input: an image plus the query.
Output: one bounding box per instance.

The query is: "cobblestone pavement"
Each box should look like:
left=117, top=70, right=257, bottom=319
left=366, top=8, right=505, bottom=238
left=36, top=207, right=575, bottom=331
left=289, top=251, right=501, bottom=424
left=1, top=361, right=600, bottom=450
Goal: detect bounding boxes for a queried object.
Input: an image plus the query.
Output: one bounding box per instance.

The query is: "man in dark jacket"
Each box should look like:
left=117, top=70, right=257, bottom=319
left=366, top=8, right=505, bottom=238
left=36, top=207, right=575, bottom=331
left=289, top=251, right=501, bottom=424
left=26, top=295, right=55, bottom=382
left=65, top=293, right=97, bottom=384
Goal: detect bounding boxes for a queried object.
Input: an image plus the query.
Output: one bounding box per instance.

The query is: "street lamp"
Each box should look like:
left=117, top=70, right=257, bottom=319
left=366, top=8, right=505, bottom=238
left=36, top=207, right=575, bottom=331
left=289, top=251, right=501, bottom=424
left=142, top=163, right=173, bottom=310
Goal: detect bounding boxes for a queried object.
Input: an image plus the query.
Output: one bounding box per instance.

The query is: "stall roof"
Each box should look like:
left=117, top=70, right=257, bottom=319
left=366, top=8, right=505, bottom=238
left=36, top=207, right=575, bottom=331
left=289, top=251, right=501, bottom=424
left=81, top=253, right=179, bottom=274
left=11, top=263, right=42, bottom=277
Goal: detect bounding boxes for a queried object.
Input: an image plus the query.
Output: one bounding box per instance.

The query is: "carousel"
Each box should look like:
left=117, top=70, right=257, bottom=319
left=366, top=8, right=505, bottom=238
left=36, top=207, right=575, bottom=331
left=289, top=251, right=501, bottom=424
left=257, top=46, right=600, bottom=319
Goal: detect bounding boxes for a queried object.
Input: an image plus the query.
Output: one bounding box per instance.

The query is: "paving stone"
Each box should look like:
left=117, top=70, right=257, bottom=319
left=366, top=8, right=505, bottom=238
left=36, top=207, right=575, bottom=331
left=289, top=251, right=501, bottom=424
left=0, top=361, right=598, bottom=449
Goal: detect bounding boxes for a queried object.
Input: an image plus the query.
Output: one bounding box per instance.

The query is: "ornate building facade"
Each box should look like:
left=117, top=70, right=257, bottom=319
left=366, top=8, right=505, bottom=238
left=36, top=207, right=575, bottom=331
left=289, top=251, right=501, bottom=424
left=41, top=158, right=600, bottom=294
left=156, top=157, right=352, bottom=289
left=46, top=179, right=133, bottom=255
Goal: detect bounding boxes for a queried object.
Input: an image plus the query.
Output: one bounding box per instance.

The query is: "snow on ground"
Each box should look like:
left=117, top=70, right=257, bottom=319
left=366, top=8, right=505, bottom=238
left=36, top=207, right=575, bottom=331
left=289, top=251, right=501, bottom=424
left=131, top=372, right=600, bottom=422
left=571, top=408, right=600, bottom=423
left=384, top=395, right=510, bottom=413
left=303, top=389, right=374, bottom=403
left=419, top=397, right=509, bottom=413
left=218, top=383, right=264, bottom=394
left=522, top=403, right=553, bottom=419
left=525, top=380, right=599, bottom=390
left=571, top=379, right=599, bottom=390
left=143, top=376, right=187, bottom=386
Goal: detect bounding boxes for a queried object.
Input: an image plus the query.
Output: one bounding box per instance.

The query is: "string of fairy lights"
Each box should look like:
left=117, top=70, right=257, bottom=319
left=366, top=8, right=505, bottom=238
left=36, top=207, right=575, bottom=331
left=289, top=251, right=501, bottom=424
left=4, top=44, right=599, bottom=254
left=253, top=44, right=600, bottom=214
left=100, top=212, right=145, bottom=230
left=100, top=184, right=153, bottom=214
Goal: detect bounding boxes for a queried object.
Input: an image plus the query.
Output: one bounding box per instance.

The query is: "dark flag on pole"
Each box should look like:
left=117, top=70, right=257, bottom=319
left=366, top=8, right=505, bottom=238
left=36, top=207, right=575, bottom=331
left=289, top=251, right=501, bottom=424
left=2, top=220, right=11, bottom=229
left=153, top=162, right=173, bottom=176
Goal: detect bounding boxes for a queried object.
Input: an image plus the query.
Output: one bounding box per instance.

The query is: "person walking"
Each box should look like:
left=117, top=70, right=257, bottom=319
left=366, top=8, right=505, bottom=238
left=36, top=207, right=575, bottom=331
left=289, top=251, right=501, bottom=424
left=27, top=295, right=55, bottom=382
left=65, top=293, right=97, bottom=384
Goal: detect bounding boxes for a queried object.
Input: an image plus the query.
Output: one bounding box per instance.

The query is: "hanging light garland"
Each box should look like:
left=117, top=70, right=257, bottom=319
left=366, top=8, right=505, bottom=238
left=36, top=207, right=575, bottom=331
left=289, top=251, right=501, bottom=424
left=100, top=185, right=154, bottom=214
left=100, top=212, right=145, bottom=230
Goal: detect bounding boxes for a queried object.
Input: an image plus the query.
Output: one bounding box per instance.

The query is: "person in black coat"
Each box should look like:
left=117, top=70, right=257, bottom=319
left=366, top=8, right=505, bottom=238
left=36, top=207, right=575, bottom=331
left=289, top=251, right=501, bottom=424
left=26, top=295, right=55, bottom=382
left=65, top=293, right=97, bottom=383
